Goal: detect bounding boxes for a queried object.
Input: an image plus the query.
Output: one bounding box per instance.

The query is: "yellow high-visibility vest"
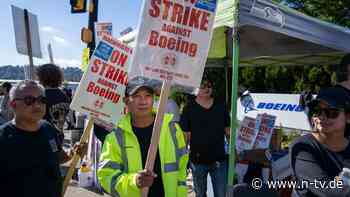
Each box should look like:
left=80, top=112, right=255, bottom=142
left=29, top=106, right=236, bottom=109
left=97, top=113, right=189, bottom=197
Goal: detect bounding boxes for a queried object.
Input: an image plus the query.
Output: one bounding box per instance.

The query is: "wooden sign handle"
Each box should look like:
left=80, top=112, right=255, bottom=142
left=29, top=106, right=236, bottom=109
left=62, top=117, right=94, bottom=196
left=23, top=9, right=34, bottom=80
left=141, top=79, right=171, bottom=197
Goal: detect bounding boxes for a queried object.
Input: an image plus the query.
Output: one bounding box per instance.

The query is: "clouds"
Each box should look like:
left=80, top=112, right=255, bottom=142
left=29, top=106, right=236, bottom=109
left=54, top=58, right=80, bottom=67
left=41, top=26, right=56, bottom=33
left=41, top=25, right=70, bottom=46
left=39, top=25, right=82, bottom=68
left=37, top=57, right=81, bottom=68
left=53, top=35, right=68, bottom=45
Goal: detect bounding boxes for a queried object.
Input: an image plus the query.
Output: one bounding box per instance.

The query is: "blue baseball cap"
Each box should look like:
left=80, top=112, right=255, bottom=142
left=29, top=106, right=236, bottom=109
left=316, top=87, right=350, bottom=109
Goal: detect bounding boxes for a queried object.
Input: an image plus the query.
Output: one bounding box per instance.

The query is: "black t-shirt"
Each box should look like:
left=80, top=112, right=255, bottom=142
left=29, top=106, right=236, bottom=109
left=335, top=84, right=350, bottom=96
left=290, top=134, right=350, bottom=197
left=0, top=121, right=63, bottom=197
left=94, top=123, right=110, bottom=143
left=334, top=84, right=350, bottom=137
left=44, top=88, right=70, bottom=132
left=132, top=123, right=164, bottom=197
left=180, top=99, right=230, bottom=164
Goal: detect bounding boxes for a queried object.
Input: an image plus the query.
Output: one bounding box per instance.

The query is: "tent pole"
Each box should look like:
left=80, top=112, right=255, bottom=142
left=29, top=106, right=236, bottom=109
left=227, top=0, right=240, bottom=191
left=224, top=58, right=229, bottom=104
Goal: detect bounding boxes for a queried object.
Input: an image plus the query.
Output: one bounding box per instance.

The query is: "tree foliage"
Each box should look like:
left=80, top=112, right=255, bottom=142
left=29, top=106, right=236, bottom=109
left=204, top=0, right=350, bottom=96
left=280, top=0, right=350, bottom=27
left=238, top=64, right=334, bottom=94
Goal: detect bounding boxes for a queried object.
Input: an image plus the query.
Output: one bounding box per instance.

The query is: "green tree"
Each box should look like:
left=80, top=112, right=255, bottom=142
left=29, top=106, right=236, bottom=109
left=236, top=0, right=349, bottom=94
left=280, top=0, right=350, bottom=27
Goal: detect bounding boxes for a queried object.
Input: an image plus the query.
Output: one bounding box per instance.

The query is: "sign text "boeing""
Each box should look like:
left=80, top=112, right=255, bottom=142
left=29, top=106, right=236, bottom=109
left=256, top=102, right=304, bottom=112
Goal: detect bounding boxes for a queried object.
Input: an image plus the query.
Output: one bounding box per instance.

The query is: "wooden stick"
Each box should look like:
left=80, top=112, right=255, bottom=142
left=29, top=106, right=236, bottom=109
left=23, top=9, right=34, bottom=80
left=62, top=117, right=94, bottom=196
left=48, top=43, right=54, bottom=64
left=141, top=79, right=171, bottom=197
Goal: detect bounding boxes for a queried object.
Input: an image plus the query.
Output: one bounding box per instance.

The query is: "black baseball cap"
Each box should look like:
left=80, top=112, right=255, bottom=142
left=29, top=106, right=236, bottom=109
left=316, top=87, right=350, bottom=109
left=125, top=77, right=154, bottom=96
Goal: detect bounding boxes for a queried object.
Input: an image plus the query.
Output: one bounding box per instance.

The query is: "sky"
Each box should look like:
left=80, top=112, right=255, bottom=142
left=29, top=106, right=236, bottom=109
left=0, top=0, right=143, bottom=68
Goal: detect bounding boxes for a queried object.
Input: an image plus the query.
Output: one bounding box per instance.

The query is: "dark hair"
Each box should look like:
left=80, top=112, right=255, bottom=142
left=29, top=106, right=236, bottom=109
left=201, top=72, right=213, bottom=85
left=36, top=64, right=64, bottom=88
left=306, top=87, right=350, bottom=137
left=1, top=82, right=12, bottom=93
left=336, top=54, right=350, bottom=82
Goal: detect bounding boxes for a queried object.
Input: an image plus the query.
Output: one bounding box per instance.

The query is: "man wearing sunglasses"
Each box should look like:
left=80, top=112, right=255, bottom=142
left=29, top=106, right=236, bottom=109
left=0, top=80, right=84, bottom=197
left=290, top=87, right=350, bottom=197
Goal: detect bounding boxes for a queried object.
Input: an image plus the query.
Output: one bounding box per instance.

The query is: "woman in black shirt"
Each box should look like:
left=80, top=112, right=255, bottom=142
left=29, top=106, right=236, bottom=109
left=37, top=64, right=70, bottom=136
left=290, top=87, right=350, bottom=197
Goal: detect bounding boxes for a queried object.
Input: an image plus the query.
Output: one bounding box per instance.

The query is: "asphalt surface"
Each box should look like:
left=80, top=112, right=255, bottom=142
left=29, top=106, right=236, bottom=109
left=66, top=184, right=109, bottom=197
left=64, top=172, right=198, bottom=197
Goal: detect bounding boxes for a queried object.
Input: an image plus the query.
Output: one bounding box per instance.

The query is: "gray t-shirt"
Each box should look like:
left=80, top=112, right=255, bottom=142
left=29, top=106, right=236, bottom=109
left=290, top=134, right=350, bottom=197
left=154, top=98, right=180, bottom=122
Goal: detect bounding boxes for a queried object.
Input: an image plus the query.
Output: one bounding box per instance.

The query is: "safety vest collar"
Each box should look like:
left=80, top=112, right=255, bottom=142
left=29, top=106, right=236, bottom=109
left=117, top=112, right=174, bottom=133
left=117, top=113, right=133, bottom=133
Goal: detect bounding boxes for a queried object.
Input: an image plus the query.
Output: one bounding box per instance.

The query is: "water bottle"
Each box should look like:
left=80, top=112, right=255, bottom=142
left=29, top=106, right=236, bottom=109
left=339, top=168, right=350, bottom=186
left=78, top=162, right=93, bottom=188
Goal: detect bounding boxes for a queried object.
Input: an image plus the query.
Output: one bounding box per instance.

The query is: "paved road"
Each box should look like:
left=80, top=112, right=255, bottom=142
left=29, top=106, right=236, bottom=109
left=64, top=176, right=214, bottom=197
left=66, top=186, right=108, bottom=197
left=66, top=186, right=197, bottom=197
left=64, top=173, right=200, bottom=197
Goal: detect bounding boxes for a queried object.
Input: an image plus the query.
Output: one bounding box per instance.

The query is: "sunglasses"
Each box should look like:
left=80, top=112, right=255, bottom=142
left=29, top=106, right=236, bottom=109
left=14, top=96, right=47, bottom=106
left=310, top=106, right=344, bottom=119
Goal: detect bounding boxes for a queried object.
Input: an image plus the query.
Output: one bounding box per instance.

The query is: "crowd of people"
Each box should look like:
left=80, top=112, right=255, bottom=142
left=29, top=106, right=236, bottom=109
left=0, top=55, right=350, bottom=197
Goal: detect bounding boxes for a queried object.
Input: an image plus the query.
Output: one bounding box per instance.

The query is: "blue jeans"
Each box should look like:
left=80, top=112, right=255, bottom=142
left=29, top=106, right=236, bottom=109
left=190, top=160, right=228, bottom=197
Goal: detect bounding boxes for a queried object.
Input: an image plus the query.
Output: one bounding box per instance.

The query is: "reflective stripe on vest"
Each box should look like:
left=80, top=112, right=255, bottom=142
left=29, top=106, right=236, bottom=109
left=164, top=162, right=178, bottom=172
left=99, top=160, right=123, bottom=171
left=108, top=128, right=128, bottom=197
left=113, top=128, right=129, bottom=172
left=177, top=147, right=187, bottom=158
left=110, top=171, right=123, bottom=197
left=165, top=122, right=188, bottom=173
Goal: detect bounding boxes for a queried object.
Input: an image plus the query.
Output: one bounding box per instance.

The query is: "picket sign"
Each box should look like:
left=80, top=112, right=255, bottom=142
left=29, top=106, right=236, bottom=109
left=11, top=5, right=42, bottom=79
left=62, top=118, right=94, bottom=196
left=70, top=34, right=131, bottom=125
left=141, top=79, right=171, bottom=197
left=129, top=0, right=218, bottom=195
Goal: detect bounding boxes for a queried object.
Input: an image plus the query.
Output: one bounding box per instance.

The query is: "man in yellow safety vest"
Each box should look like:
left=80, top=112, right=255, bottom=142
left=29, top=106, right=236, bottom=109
left=97, top=79, right=188, bottom=197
